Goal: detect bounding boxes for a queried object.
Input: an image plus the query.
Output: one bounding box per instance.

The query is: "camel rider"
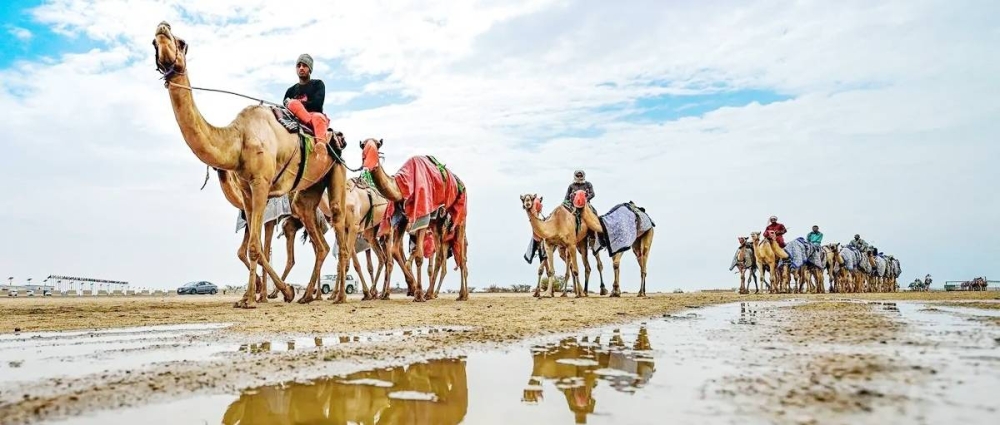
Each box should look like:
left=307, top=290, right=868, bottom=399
left=764, top=215, right=787, bottom=248
left=848, top=234, right=868, bottom=252
left=564, top=170, right=595, bottom=204
left=283, top=53, right=330, bottom=145
left=807, top=225, right=823, bottom=246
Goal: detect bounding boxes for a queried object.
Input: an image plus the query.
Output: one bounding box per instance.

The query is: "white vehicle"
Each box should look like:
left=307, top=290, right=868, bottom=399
left=25, top=289, right=35, bottom=297
left=7, top=289, right=18, bottom=297
left=320, top=274, right=357, bottom=295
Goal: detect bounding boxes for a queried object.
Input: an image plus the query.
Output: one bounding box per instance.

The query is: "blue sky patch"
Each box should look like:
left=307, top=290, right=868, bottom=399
left=0, top=1, right=105, bottom=68
left=597, top=89, right=793, bottom=123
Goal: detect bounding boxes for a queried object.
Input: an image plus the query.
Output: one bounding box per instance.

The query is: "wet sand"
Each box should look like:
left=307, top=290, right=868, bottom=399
left=1, top=291, right=998, bottom=424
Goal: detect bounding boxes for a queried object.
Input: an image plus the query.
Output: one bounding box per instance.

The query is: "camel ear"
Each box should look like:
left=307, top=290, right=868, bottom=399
left=176, top=37, right=188, bottom=55
left=359, top=140, right=365, bottom=149
left=377, top=138, right=383, bottom=148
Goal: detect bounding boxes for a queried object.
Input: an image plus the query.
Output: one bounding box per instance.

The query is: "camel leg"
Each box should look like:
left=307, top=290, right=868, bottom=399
left=235, top=181, right=270, bottom=309
left=257, top=220, right=275, bottom=303
left=290, top=187, right=329, bottom=304
left=565, top=242, right=583, bottom=298
left=577, top=240, right=591, bottom=296
left=333, top=223, right=361, bottom=302
left=324, top=163, right=350, bottom=304
left=590, top=236, right=607, bottom=296
left=380, top=232, right=396, bottom=300
left=424, top=227, right=441, bottom=300
left=393, top=229, right=417, bottom=297
left=751, top=267, right=760, bottom=294
left=534, top=241, right=554, bottom=297
left=633, top=228, right=652, bottom=297
left=455, top=224, right=470, bottom=301
left=370, top=233, right=387, bottom=298
left=352, top=243, right=372, bottom=301
left=267, top=219, right=295, bottom=299
left=412, top=230, right=426, bottom=302
left=364, top=248, right=376, bottom=297
left=610, top=252, right=623, bottom=297
left=738, top=266, right=747, bottom=295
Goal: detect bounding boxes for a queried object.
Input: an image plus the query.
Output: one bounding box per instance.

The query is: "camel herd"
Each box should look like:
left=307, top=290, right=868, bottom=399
left=154, top=22, right=471, bottom=308
left=154, top=21, right=911, bottom=307
left=731, top=231, right=902, bottom=295
left=155, top=18, right=662, bottom=307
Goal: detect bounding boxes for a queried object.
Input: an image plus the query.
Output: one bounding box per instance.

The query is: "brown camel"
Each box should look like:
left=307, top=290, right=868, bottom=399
left=750, top=231, right=780, bottom=293
left=217, top=169, right=336, bottom=303
left=361, top=138, right=470, bottom=301
left=519, top=194, right=587, bottom=298
left=523, top=195, right=606, bottom=297
left=823, top=243, right=844, bottom=292
left=731, top=236, right=759, bottom=294
left=575, top=195, right=654, bottom=297
left=153, top=22, right=352, bottom=308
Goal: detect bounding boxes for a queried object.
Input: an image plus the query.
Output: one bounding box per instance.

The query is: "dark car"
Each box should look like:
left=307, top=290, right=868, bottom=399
left=177, top=281, right=218, bottom=295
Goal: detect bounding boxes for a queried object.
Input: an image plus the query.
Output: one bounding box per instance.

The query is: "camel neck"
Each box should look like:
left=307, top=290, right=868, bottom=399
left=368, top=164, right=404, bottom=202
left=167, top=73, right=241, bottom=170
left=526, top=209, right=555, bottom=240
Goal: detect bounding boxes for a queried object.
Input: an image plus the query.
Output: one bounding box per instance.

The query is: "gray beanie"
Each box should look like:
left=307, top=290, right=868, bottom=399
left=296, top=53, right=313, bottom=71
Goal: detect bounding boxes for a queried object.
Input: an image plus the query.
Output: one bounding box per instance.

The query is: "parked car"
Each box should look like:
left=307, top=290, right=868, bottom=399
left=320, top=274, right=357, bottom=295
left=6, top=289, right=17, bottom=297
left=177, top=281, right=218, bottom=295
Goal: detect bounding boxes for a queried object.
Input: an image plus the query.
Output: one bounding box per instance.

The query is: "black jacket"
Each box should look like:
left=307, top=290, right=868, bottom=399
left=565, top=181, right=595, bottom=203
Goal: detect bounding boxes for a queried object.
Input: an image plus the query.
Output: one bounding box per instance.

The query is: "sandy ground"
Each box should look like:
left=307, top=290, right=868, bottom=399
left=2, top=290, right=995, bottom=335
left=0, top=291, right=997, bottom=425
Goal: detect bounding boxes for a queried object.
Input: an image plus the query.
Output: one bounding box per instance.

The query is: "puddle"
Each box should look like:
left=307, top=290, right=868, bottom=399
left=25, top=301, right=1000, bottom=425
left=0, top=323, right=467, bottom=390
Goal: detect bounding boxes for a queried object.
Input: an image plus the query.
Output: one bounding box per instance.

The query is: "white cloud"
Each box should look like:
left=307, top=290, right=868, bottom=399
left=7, top=26, right=33, bottom=41
left=1, top=0, right=998, bottom=293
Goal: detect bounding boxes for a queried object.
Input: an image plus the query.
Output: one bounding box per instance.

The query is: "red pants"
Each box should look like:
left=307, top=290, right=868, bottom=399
left=286, top=99, right=329, bottom=143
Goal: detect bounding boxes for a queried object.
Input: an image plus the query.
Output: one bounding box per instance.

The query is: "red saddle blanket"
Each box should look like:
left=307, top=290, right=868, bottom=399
left=378, top=155, right=467, bottom=262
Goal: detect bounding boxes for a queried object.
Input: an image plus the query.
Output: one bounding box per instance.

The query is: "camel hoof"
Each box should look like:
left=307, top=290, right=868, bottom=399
left=283, top=286, right=296, bottom=303
left=233, top=300, right=256, bottom=309
left=412, top=297, right=426, bottom=303
left=330, top=296, right=346, bottom=304
left=637, top=293, right=646, bottom=298
left=532, top=292, right=541, bottom=298
left=560, top=293, right=568, bottom=298
left=610, top=293, right=621, bottom=298
left=267, top=291, right=279, bottom=299
left=297, top=295, right=314, bottom=304
left=600, top=288, right=608, bottom=296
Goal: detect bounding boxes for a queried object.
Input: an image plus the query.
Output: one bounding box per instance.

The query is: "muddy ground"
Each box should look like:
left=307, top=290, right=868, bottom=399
left=0, top=291, right=997, bottom=424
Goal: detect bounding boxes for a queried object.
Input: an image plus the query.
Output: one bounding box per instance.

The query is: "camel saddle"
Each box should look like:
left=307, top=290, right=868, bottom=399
left=269, top=106, right=345, bottom=192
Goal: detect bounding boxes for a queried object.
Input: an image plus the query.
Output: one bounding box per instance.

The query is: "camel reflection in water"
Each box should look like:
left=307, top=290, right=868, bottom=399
left=522, top=326, right=654, bottom=424
left=221, top=357, right=468, bottom=425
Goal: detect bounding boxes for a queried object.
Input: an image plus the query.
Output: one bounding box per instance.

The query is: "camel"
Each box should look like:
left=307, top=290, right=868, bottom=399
left=215, top=169, right=337, bottom=303
left=574, top=191, right=655, bottom=297
left=361, top=138, right=470, bottom=301
left=729, top=237, right=759, bottom=294
left=749, top=231, right=787, bottom=293
left=823, top=243, right=844, bottom=292
left=153, top=21, right=354, bottom=308
left=523, top=195, right=606, bottom=297
left=518, top=194, right=590, bottom=298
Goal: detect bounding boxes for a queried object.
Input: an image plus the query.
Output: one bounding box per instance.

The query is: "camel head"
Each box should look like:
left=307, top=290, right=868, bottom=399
left=360, top=138, right=384, bottom=171
left=750, top=231, right=761, bottom=242
left=571, top=190, right=588, bottom=209
left=519, top=194, right=543, bottom=215
left=152, top=21, right=188, bottom=79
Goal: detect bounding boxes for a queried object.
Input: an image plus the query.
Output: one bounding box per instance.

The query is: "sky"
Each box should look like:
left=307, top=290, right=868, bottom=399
left=1, top=0, right=998, bottom=292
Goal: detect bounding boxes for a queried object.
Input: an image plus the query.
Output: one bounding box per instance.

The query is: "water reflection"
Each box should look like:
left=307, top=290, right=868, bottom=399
left=522, top=326, right=654, bottom=424
left=735, top=302, right=758, bottom=325
left=221, top=357, right=468, bottom=424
